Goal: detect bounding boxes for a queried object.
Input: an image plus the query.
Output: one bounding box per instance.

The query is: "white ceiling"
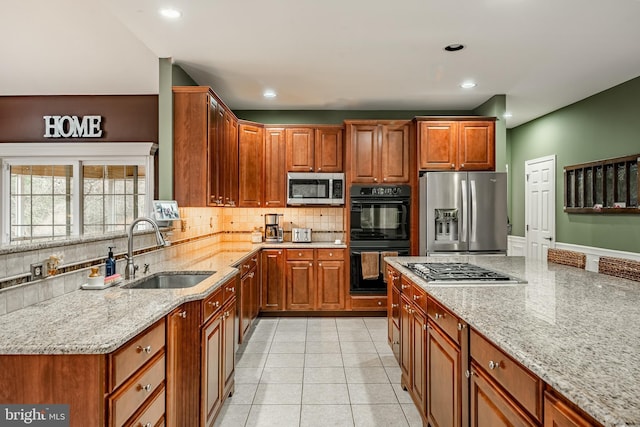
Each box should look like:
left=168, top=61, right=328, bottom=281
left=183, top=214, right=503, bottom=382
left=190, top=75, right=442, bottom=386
left=2, top=0, right=640, bottom=128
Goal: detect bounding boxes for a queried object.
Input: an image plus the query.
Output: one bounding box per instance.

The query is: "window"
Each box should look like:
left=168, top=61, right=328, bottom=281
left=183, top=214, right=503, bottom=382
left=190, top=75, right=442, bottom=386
left=1, top=143, right=155, bottom=244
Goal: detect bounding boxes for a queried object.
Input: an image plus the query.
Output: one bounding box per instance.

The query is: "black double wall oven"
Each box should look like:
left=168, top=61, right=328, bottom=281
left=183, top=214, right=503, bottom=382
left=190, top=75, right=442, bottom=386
left=349, top=185, right=411, bottom=294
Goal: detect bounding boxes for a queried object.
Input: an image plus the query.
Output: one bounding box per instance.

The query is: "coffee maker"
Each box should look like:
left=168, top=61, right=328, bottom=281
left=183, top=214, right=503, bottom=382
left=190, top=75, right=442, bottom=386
left=264, top=213, right=284, bottom=242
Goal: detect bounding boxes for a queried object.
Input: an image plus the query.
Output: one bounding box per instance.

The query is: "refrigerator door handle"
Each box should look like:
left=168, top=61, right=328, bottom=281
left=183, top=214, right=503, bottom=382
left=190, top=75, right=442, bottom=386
left=470, top=179, right=477, bottom=243
left=461, top=179, right=467, bottom=243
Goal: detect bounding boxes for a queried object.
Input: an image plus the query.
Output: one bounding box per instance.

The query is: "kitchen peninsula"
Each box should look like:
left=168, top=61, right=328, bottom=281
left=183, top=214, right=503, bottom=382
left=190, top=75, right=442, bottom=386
left=386, top=255, right=640, bottom=427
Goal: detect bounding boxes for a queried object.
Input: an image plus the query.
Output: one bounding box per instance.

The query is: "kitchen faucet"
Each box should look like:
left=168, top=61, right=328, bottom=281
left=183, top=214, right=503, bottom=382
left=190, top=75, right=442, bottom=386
left=125, top=217, right=170, bottom=279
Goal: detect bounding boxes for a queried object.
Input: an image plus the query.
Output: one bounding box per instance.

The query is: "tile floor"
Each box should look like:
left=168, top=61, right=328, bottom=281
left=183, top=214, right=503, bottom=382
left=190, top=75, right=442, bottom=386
left=214, top=316, right=423, bottom=427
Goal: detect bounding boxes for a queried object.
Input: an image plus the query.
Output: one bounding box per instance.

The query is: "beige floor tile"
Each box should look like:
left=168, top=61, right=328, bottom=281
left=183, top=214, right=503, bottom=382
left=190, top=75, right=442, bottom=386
left=265, top=353, right=305, bottom=368
left=245, top=404, right=301, bottom=427
left=225, top=383, right=258, bottom=405
left=341, top=353, right=382, bottom=368
left=260, top=367, right=304, bottom=384
left=269, top=341, right=306, bottom=354
left=374, top=340, right=395, bottom=355
left=305, top=353, right=344, bottom=368
left=338, top=330, right=373, bottom=341
left=348, top=383, right=399, bottom=404
left=300, top=404, right=354, bottom=427
left=238, top=340, right=272, bottom=354
left=253, top=383, right=303, bottom=405
left=235, top=367, right=264, bottom=384
left=273, top=332, right=307, bottom=342
left=213, top=403, right=251, bottom=427
left=302, top=383, right=350, bottom=404
left=392, top=383, right=414, bottom=404
left=345, top=367, right=391, bottom=384
left=402, top=402, right=424, bottom=427
left=305, top=341, right=341, bottom=353
left=380, top=354, right=399, bottom=367
left=384, top=366, right=403, bottom=384
left=352, top=404, right=409, bottom=427
left=236, top=352, right=269, bottom=368
left=340, top=341, right=377, bottom=354
left=303, top=367, right=347, bottom=384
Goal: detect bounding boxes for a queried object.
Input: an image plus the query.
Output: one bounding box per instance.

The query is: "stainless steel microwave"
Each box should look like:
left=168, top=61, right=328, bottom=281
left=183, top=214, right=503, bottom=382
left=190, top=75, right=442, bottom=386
left=287, top=172, right=345, bottom=205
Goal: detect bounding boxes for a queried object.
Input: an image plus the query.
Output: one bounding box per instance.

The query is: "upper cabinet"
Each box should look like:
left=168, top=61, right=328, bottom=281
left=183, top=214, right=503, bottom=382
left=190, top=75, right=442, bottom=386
left=417, top=117, right=495, bottom=171
left=347, top=121, right=411, bottom=183
left=264, top=127, right=287, bottom=207
left=238, top=122, right=264, bottom=207
left=285, top=126, right=343, bottom=172
left=173, top=86, right=239, bottom=207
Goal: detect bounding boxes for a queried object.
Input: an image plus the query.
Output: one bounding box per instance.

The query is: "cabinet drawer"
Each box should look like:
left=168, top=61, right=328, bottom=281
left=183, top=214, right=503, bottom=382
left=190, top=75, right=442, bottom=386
left=387, top=266, right=401, bottom=291
left=470, top=329, right=543, bottom=421
left=427, top=297, right=460, bottom=345
left=110, top=319, right=166, bottom=391
left=239, top=254, right=259, bottom=277
left=410, top=284, right=427, bottom=314
left=222, top=276, right=238, bottom=304
left=110, top=353, right=165, bottom=427
left=317, top=248, right=344, bottom=260
left=125, top=386, right=165, bottom=427
left=286, top=249, right=314, bottom=260
left=351, top=296, right=387, bottom=309
left=400, top=276, right=413, bottom=299
left=203, top=288, right=223, bottom=322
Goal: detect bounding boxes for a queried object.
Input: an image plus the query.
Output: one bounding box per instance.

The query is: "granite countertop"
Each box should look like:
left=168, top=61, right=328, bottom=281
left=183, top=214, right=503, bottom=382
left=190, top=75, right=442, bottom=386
left=386, top=255, right=640, bottom=427
left=0, top=239, right=345, bottom=355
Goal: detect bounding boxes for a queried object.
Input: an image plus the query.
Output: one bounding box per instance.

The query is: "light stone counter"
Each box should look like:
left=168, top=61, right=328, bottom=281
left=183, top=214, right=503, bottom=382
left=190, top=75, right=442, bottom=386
left=386, top=255, right=640, bottom=427
left=0, top=239, right=345, bottom=355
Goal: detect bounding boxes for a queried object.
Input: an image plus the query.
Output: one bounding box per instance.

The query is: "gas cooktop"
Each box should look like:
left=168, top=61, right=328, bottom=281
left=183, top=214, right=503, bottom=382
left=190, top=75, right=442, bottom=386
left=405, top=263, right=524, bottom=285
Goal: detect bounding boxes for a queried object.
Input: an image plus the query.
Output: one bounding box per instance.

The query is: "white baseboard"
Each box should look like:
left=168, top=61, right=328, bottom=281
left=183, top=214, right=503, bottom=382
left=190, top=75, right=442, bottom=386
left=508, top=236, right=640, bottom=272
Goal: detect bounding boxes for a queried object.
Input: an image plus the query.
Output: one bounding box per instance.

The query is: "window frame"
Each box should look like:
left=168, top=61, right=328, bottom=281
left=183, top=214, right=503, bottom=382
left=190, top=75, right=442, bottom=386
left=0, top=142, right=156, bottom=245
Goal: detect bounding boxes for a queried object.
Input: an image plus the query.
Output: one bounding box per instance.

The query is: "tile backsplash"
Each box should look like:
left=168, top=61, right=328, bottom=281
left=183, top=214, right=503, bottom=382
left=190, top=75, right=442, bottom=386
left=0, top=205, right=345, bottom=314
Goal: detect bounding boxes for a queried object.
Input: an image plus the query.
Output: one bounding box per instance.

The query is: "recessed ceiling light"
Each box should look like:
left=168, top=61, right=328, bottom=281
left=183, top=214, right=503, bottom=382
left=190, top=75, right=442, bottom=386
left=159, top=8, right=181, bottom=18
left=263, top=89, right=277, bottom=98
left=460, top=81, right=476, bottom=89
left=503, top=112, right=513, bottom=119
left=444, top=43, right=465, bottom=52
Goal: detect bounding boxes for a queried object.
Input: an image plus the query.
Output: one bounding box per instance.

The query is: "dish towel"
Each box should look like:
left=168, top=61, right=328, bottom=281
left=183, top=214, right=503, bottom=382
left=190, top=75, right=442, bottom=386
left=361, top=252, right=380, bottom=280
left=380, top=251, right=399, bottom=282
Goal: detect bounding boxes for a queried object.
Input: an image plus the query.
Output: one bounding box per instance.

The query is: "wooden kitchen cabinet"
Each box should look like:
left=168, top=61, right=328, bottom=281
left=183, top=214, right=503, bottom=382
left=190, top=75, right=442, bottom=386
left=264, top=127, right=287, bottom=207
left=417, top=117, right=495, bottom=171
left=347, top=120, right=411, bottom=183
left=285, top=126, right=344, bottom=172
left=166, top=301, right=202, bottom=427
left=220, top=109, right=239, bottom=206
left=427, top=320, right=462, bottom=427
left=387, top=265, right=401, bottom=362
left=239, top=254, right=260, bottom=342
left=286, top=250, right=315, bottom=310
left=202, top=313, right=223, bottom=427
left=238, top=121, right=264, bottom=207
left=261, top=249, right=286, bottom=311
left=316, top=249, right=345, bottom=310
left=544, top=390, right=596, bottom=427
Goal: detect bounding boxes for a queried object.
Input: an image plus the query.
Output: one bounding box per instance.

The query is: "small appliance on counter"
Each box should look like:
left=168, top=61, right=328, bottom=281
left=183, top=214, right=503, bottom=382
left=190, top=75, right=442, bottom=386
left=264, top=213, right=284, bottom=242
left=291, top=228, right=312, bottom=243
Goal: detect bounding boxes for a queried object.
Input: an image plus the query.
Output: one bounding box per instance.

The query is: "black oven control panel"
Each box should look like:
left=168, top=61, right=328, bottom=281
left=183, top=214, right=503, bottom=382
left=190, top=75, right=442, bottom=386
left=351, top=185, right=410, bottom=198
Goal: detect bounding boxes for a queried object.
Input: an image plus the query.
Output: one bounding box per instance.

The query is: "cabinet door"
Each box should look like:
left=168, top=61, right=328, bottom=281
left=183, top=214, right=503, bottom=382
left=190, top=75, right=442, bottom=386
left=544, top=391, right=594, bottom=427
left=315, top=127, right=343, bottom=172
left=389, top=285, right=401, bottom=362
left=264, top=128, right=287, bottom=207
left=240, top=269, right=256, bottom=341
left=202, top=315, right=223, bottom=427
left=286, top=128, right=315, bottom=172
left=470, top=363, right=537, bottom=427
left=222, top=299, right=236, bottom=397
left=400, top=295, right=412, bottom=387
left=261, top=250, right=285, bottom=311
left=427, top=323, right=461, bottom=427
left=166, top=302, right=202, bottom=427
left=173, top=90, right=210, bottom=207
left=222, top=111, right=239, bottom=205
left=411, top=308, right=427, bottom=415
left=208, top=96, right=221, bottom=205
left=350, top=124, right=379, bottom=183
left=238, top=123, right=264, bottom=207
left=286, top=260, right=315, bottom=310
left=380, top=122, right=410, bottom=183
left=316, top=260, right=345, bottom=310
left=418, top=121, right=458, bottom=171
left=458, top=121, right=495, bottom=171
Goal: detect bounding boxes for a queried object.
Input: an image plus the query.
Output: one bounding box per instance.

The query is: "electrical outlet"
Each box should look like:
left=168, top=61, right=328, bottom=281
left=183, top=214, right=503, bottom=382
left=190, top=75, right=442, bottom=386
left=30, top=263, right=45, bottom=280
left=181, top=219, right=187, bottom=232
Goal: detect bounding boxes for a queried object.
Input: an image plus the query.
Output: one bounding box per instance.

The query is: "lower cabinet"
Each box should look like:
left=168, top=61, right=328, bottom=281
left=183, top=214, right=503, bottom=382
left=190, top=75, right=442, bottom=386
left=239, top=255, right=260, bottom=342
left=427, top=320, right=462, bottom=427
left=543, top=391, right=596, bottom=427
left=386, top=265, right=401, bottom=362
left=261, top=249, right=285, bottom=311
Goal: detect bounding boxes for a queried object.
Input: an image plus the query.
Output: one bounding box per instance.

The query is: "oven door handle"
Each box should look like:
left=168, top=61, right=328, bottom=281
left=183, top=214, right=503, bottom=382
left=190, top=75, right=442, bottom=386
left=350, top=200, right=407, bottom=204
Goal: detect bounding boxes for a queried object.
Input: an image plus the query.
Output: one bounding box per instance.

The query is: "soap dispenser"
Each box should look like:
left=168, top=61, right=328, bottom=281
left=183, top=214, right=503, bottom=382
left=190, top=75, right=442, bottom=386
left=106, top=247, right=116, bottom=276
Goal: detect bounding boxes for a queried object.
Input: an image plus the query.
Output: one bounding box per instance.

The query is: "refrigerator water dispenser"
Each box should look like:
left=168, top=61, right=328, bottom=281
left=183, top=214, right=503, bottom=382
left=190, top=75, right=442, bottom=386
left=435, top=209, right=458, bottom=241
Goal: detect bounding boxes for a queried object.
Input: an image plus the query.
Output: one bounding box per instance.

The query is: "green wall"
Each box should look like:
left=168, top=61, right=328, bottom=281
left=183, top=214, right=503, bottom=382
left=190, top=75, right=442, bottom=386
left=158, top=58, right=173, bottom=200
left=472, top=95, right=507, bottom=173
left=508, top=76, right=640, bottom=253
left=234, top=110, right=473, bottom=124
left=172, top=65, right=198, bottom=86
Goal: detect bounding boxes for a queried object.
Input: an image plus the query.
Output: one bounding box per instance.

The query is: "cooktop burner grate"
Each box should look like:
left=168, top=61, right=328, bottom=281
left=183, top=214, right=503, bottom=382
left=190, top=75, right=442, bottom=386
left=405, top=262, right=515, bottom=282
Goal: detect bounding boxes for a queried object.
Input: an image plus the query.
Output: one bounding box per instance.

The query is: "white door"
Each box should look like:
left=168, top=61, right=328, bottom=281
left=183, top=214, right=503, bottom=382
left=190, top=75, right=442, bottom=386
left=525, top=155, right=556, bottom=260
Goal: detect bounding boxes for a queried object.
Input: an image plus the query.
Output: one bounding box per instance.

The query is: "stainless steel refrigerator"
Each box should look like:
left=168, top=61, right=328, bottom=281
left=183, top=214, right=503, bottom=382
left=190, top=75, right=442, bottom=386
left=419, top=172, right=508, bottom=255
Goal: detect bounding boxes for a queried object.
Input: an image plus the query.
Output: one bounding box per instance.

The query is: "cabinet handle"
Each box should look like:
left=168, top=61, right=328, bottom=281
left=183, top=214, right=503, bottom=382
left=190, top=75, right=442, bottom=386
left=226, top=286, right=235, bottom=293
left=309, top=167, right=313, bottom=171
left=252, top=257, right=258, bottom=262
left=179, top=310, right=187, bottom=318
left=391, top=304, right=398, bottom=308
left=413, top=295, right=420, bottom=300
left=318, top=262, right=322, bottom=266
left=373, top=178, right=378, bottom=182
left=208, top=300, right=220, bottom=308
left=451, top=163, right=455, bottom=168
left=383, top=177, right=387, bottom=182
left=278, top=251, right=282, bottom=255
left=461, top=163, right=465, bottom=168
left=266, top=202, right=269, bottom=205
left=434, top=313, right=443, bottom=320
left=488, top=360, right=500, bottom=370
left=457, top=323, right=465, bottom=330
left=139, top=423, right=152, bottom=427
left=377, top=301, right=382, bottom=306
left=139, top=384, right=152, bottom=392
left=401, top=284, right=409, bottom=290
left=309, top=263, right=313, bottom=267
left=329, top=252, right=333, bottom=256
left=136, top=345, right=152, bottom=354
left=248, top=272, right=255, bottom=278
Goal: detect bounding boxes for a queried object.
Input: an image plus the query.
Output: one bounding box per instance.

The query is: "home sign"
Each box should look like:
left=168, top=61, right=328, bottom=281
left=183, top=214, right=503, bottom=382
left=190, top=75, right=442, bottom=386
left=43, top=115, right=103, bottom=138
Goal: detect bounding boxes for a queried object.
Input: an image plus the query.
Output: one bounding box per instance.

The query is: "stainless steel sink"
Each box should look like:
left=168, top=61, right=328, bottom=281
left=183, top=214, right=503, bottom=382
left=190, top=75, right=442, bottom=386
left=123, top=272, right=214, bottom=289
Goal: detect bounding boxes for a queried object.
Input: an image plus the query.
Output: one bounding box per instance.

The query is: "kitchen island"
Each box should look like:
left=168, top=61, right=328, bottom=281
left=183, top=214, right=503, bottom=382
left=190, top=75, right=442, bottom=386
left=386, top=255, right=640, bottom=427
